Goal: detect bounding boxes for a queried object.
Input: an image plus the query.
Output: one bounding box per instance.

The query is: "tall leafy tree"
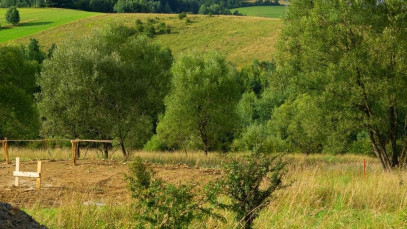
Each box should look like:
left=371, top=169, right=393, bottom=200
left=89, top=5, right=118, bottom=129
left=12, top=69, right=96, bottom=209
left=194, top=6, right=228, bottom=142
left=39, top=25, right=173, bottom=158
left=0, top=46, right=39, bottom=139
left=273, top=0, right=407, bottom=169
left=157, top=51, right=240, bottom=154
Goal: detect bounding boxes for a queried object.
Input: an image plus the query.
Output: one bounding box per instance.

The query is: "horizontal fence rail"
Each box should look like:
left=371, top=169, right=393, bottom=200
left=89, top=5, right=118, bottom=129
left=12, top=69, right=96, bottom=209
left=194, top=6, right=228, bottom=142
left=1, top=137, right=113, bottom=165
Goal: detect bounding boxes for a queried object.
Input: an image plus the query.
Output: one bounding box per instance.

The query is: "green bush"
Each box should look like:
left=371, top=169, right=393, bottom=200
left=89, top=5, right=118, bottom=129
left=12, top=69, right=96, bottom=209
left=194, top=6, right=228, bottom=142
left=143, top=135, right=167, bottom=151
left=178, top=12, right=187, bottom=20
left=206, top=150, right=286, bottom=229
left=126, top=157, right=211, bottom=228
left=5, top=6, right=20, bottom=25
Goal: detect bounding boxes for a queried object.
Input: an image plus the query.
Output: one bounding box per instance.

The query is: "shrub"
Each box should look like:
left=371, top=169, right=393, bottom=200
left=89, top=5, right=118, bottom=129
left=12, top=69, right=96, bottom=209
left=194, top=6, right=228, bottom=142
left=5, top=6, right=20, bottom=25
left=126, top=157, right=211, bottom=228
left=178, top=12, right=187, bottom=20
left=206, top=149, right=286, bottom=229
left=144, top=23, right=155, bottom=37
left=157, top=22, right=170, bottom=34
left=143, top=135, right=167, bottom=151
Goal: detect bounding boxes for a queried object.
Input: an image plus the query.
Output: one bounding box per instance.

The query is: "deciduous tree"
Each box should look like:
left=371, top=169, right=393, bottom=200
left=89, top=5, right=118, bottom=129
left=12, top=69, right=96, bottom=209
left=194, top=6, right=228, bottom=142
left=274, top=0, right=407, bottom=169
left=157, top=52, right=240, bottom=154
left=39, top=25, right=173, bottom=158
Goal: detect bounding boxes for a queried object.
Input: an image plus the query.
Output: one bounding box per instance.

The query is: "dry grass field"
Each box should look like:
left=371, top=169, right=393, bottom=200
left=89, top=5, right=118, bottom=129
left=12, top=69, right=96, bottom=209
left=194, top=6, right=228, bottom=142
left=1, top=148, right=407, bottom=228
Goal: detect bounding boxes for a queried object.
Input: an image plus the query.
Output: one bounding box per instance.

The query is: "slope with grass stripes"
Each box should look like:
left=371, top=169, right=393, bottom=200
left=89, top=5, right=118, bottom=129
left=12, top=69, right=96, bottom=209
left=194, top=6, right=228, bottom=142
left=0, top=8, right=100, bottom=43
left=1, top=9, right=283, bottom=66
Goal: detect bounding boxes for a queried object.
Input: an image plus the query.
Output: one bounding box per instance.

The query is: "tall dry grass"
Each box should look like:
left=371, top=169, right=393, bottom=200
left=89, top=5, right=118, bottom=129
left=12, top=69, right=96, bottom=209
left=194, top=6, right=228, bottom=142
left=9, top=151, right=407, bottom=228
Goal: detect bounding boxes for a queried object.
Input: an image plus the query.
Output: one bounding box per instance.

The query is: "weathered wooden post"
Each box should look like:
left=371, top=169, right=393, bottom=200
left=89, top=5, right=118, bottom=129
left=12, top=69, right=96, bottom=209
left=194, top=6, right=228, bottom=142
left=15, top=156, right=20, bottom=186
left=36, top=161, right=42, bottom=189
left=4, top=137, right=9, bottom=164
left=71, top=140, right=76, bottom=166
left=14, top=157, right=42, bottom=189
left=75, top=138, right=80, bottom=159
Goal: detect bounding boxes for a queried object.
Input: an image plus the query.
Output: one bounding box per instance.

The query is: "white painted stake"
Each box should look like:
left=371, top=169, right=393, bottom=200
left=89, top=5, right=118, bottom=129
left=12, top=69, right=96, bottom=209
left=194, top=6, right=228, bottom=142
left=13, top=157, right=42, bottom=189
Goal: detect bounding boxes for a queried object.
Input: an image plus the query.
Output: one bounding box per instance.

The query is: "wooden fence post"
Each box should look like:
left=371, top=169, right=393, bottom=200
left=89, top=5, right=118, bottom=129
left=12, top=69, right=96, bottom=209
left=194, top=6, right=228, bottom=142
left=4, top=137, right=9, bottom=164
left=15, top=157, right=20, bottom=186
left=75, top=138, right=80, bottom=159
left=35, top=161, right=42, bottom=189
left=71, top=140, right=76, bottom=166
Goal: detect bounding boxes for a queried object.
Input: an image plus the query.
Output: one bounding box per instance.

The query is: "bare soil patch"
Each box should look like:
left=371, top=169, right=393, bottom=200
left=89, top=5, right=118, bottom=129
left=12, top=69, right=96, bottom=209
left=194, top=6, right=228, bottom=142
left=0, top=160, right=220, bottom=208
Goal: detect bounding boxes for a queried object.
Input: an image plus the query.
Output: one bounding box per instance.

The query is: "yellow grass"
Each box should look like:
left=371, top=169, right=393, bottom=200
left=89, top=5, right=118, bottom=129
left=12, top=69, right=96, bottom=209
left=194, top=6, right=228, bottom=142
left=3, top=149, right=406, bottom=228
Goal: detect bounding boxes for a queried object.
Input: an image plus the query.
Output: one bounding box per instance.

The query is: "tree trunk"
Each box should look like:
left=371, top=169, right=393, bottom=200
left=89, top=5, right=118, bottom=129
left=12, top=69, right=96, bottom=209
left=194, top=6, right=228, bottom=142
left=389, top=106, right=399, bottom=167
left=243, top=214, right=254, bottom=229
left=120, top=141, right=128, bottom=160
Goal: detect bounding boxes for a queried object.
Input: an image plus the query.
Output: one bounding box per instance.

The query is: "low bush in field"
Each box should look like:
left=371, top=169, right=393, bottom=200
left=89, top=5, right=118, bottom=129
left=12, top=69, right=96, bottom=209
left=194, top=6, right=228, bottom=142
left=126, top=157, right=214, bottom=228
left=206, top=150, right=286, bottom=229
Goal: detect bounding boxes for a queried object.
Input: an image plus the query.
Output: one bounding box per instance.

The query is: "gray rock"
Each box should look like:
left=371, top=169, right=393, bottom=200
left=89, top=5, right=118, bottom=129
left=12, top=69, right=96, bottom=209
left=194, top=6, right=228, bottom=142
left=0, top=202, right=47, bottom=229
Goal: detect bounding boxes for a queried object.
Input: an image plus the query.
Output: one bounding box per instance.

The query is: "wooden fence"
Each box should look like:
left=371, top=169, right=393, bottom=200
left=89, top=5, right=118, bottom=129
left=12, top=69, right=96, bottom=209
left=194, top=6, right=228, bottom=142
left=1, top=137, right=113, bottom=165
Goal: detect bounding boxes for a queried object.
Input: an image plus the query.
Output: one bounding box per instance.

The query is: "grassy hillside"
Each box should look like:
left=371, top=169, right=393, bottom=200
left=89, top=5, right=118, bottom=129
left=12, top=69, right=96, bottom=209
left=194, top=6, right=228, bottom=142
left=0, top=8, right=100, bottom=43
left=234, top=6, right=287, bottom=18
left=4, top=12, right=282, bottom=66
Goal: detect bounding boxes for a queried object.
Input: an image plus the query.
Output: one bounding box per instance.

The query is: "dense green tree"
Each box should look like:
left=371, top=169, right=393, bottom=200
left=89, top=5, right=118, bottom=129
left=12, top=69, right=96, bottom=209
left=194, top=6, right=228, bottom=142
left=39, top=25, right=173, bottom=158
left=5, top=6, right=20, bottom=25
left=20, top=38, right=46, bottom=64
left=0, top=46, right=39, bottom=139
left=273, top=0, right=407, bottom=169
left=157, top=52, right=240, bottom=154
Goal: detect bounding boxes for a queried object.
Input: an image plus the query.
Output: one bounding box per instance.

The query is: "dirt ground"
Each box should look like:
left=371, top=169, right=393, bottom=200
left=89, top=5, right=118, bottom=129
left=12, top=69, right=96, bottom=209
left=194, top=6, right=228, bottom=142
left=0, top=160, right=220, bottom=208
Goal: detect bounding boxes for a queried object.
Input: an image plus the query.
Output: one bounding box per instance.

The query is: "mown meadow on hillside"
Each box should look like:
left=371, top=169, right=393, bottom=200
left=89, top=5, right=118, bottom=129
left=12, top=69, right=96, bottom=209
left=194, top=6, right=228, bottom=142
left=0, top=8, right=100, bottom=43
left=233, top=6, right=287, bottom=18
left=1, top=10, right=282, bottom=66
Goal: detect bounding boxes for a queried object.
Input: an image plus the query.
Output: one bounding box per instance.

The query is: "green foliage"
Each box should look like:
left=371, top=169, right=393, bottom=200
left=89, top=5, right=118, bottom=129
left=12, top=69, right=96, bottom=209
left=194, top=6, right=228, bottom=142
left=274, top=0, right=407, bottom=168
left=39, top=24, right=173, bottom=157
left=206, top=150, right=285, bottom=228
left=143, top=135, right=167, bottom=152
left=5, top=6, right=19, bottom=25
left=126, top=157, right=209, bottom=228
left=134, top=19, right=170, bottom=38
left=20, top=38, right=46, bottom=63
left=0, top=46, right=39, bottom=139
left=178, top=12, right=186, bottom=20
left=269, top=95, right=325, bottom=154
left=157, top=51, right=241, bottom=154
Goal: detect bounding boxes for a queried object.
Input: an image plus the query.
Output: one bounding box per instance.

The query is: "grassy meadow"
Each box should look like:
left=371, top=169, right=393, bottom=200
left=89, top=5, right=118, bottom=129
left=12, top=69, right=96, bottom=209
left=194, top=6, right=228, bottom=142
left=0, top=9, right=283, bottom=66
left=0, top=8, right=100, bottom=43
left=2, top=148, right=407, bottom=228
left=233, top=6, right=287, bottom=18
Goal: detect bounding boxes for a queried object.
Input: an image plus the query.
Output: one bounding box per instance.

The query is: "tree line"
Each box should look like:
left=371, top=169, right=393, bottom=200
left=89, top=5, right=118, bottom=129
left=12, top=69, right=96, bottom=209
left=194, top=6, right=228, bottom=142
left=1, top=0, right=406, bottom=169
left=0, top=0, right=279, bottom=14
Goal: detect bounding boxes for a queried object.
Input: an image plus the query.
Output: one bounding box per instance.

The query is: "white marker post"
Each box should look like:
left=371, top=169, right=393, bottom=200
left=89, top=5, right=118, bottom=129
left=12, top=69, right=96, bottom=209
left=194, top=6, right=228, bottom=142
left=13, top=157, right=42, bottom=189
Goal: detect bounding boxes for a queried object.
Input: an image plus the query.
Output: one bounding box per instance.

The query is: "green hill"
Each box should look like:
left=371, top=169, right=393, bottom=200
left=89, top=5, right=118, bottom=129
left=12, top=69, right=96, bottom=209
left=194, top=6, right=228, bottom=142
left=0, top=8, right=100, bottom=43
left=2, top=9, right=283, bottom=66
left=233, top=6, right=287, bottom=18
